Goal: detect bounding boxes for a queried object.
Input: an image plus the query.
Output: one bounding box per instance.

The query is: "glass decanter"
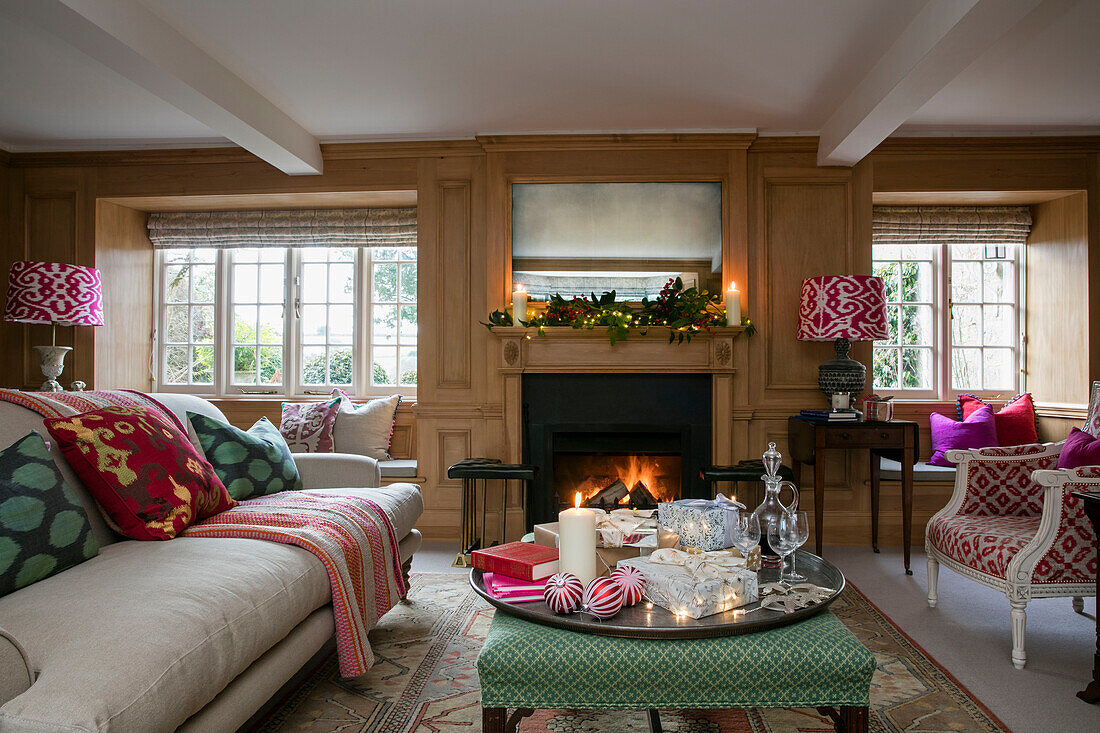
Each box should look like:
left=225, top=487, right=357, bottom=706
left=750, top=442, right=799, bottom=569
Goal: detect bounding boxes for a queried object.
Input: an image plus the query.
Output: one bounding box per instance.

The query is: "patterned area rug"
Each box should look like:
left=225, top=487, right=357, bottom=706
left=250, top=574, right=1008, bottom=732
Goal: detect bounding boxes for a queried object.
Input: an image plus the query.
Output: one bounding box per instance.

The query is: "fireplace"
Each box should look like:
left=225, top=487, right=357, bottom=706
left=523, top=373, right=711, bottom=525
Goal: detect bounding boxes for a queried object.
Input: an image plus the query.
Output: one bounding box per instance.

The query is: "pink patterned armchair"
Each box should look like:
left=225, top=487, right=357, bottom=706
left=925, top=383, right=1100, bottom=669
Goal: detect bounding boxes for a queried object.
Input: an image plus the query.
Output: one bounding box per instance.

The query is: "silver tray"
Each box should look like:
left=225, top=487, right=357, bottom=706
left=470, top=549, right=844, bottom=639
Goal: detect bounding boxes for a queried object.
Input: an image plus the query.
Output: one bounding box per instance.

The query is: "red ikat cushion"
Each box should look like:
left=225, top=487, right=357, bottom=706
left=958, top=393, right=1039, bottom=447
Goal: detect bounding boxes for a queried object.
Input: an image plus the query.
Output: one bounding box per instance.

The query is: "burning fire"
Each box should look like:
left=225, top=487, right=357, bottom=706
left=570, top=453, right=680, bottom=507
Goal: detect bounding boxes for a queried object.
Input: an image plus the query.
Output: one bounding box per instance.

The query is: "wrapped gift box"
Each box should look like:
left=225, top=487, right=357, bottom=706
left=657, top=496, right=743, bottom=551
left=534, top=519, right=679, bottom=577
left=616, top=549, right=759, bottom=619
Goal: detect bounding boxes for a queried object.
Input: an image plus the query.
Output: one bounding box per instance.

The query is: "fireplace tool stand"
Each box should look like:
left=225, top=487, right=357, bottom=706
left=448, top=458, right=538, bottom=567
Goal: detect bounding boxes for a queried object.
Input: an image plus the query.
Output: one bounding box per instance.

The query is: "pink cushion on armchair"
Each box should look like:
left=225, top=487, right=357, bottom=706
left=928, top=405, right=998, bottom=467
left=1057, top=428, right=1100, bottom=469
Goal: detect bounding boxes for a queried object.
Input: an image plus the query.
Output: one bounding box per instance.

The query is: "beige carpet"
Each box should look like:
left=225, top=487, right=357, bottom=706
left=249, top=573, right=1008, bottom=732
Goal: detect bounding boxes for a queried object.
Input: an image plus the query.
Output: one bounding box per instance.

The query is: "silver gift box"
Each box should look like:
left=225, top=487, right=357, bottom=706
left=616, top=553, right=758, bottom=619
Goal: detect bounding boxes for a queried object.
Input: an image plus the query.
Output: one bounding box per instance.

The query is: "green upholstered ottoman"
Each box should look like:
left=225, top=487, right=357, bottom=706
left=477, top=610, right=874, bottom=733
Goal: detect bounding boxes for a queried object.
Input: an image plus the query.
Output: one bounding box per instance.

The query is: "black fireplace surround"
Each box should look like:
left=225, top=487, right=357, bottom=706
left=523, top=373, right=712, bottom=526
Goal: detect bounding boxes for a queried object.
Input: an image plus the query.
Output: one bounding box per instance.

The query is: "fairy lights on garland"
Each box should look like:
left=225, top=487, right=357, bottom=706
left=483, top=277, right=755, bottom=345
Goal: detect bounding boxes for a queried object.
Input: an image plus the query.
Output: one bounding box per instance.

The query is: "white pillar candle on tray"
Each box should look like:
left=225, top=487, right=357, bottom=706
left=558, top=492, right=597, bottom=586
left=512, top=284, right=528, bottom=324
left=725, top=281, right=741, bottom=327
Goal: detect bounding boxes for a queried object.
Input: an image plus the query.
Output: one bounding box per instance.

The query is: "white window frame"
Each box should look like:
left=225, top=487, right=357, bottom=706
left=872, top=242, right=1024, bottom=401
left=154, top=247, right=417, bottom=399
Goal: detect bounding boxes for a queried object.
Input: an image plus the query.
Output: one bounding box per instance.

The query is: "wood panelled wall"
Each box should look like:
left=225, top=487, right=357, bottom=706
left=1, top=136, right=1098, bottom=544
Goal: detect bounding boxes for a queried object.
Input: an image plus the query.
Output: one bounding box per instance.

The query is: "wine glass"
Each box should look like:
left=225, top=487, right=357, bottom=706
left=784, top=511, right=810, bottom=581
left=768, top=512, right=801, bottom=583
left=732, top=513, right=760, bottom=562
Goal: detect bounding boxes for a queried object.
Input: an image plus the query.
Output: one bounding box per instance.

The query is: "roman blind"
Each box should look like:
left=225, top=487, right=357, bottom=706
left=872, top=206, right=1031, bottom=246
left=147, top=208, right=417, bottom=248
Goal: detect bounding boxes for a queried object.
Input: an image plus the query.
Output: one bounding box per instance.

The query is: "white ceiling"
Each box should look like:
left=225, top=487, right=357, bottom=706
left=0, top=0, right=1096, bottom=154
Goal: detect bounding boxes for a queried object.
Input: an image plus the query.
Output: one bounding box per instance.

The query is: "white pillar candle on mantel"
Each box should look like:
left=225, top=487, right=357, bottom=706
left=512, top=284, right=528, bottom=324
left=558, top=492, right=597, bottom=586
left=725, top=281, right=741, bottom=327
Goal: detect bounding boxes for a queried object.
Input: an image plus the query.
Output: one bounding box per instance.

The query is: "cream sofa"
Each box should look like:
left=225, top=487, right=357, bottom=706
left=0, top=394, right=424, bottom=732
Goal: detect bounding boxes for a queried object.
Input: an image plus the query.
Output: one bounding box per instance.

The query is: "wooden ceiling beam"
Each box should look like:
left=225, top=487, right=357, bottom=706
left=817, top=0, right=1077, bottom=167
left=3, top=0, right=323, bottom=175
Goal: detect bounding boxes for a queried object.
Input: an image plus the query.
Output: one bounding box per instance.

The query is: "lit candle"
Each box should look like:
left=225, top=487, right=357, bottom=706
left=512, top=284, right=528, bottom=325
left=725, top=281, right=741, bottom=327
left=558, top=492, right=597, bottom=586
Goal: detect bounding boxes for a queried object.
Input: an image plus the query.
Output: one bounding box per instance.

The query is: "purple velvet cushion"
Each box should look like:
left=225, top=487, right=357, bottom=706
left=928, top=405, right=998, bottom=467
left=1057, top=428, right=1100, bottom=469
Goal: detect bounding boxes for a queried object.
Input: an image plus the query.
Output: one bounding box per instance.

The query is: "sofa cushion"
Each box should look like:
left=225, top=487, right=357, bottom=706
left=44, top=407, right=237, bottom=541
left=332, top=392, right=401, bottom=460
left=307, top=483, right=423, bottom=540
left=0, top=433, right=99, bottom=598
left=280, top=398, right=341, bottom=453
left=379, top=459, right=417, bottom=479
left=189, top=413, right=302, bottom=500
left=0, top=537, right=331, bottom=732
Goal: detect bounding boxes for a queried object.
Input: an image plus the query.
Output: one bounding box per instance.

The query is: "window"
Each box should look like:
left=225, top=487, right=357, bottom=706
left=155, top=246, right=417, bottom=397
left=871, top=242, right=1024, bottom=399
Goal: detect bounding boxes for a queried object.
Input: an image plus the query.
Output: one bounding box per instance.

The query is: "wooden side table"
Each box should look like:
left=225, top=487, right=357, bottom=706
left=1071, top=489, right=1100, bottom=704
left=787, top=418, right=919, bottom=574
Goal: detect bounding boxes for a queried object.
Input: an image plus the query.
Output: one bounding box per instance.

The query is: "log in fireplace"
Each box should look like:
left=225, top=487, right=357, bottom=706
left=523, top=373, right=711, bottom=525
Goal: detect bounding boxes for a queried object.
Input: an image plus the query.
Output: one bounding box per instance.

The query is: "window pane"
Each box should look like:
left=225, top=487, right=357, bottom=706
left=258, top=305, right=284, bottom=343
left=400, top=305, right=417, bottom=342
left=259, top=248, right=285, bottom=263
left=900, top=244, right=933, bottom=261
left=166, top=267, right=189, bottom=302
left=983, top=261, right=1015, bottom=302
left=259, top=346, right=282, bottom=385
left=372, top=346, right=397, bottom=386
left=233, top=264, right=258, bottom=303
left=301, top=346, right=326, bottom=384
left=234, top=249, right=260, bottom=263
left=300, top=249, right=327, bottom=262
left=233, top=306, right=257, bottom=343
left=400, top=247, right=417, bottom=261
left=874, top=262, right=899, bottom=302
left=879, top=306, right=900, bottom=346
left=399, top=347, right=417, bottom=385
left=952, top=244, right=982, bottom=260
left=192, top=346, right=214, bottom=384
left=951, top=262, right=981, bottom=303
left=373, top=305, right=397, bottom=344
left=329, top=263, right=354, bottom=303
left=329, top=348, right=352, bottom=385
left=330, top=248, right=355, bottom=263
left=983, top=305, right=1014, bottom=346
left=983, top=349, right=1015, bottom=390
left=328, top=304, right=354, bottom=345
left=192, top=265, right=216, bottom=302
left=900, top=262, right=932, bottom=302
left=952, top=348, right=982, bottom=390
left=164, top=249, right=192, bottom=264
left=375, top=248, right=399, bottom=261
left=399, top=263, right=417, bottom=303
left=951, top=305, right=981, bottom=346
left=165, top=346, right=189, bottom=384
left=165, top=305, right=189, bottom=343
left=873, top=348, right=898, bottom=389
left=901, top=305, right=932, bottom=346
left=900, top=348, right=932, bottom=389
left=191, top=306, right=215, bottom=343
left=373, top=263, right=398, bottom=302
left=300, top=304, right=326, bottom=344
left=259, top=264, right=285, bottom=303
left=232, top=346, right=257, bottom=384
left=301, top=264, right=327, bottom=302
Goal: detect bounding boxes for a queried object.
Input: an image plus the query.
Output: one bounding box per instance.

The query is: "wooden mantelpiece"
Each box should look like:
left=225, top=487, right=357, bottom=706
left=490, top=326, right=747, bottom=465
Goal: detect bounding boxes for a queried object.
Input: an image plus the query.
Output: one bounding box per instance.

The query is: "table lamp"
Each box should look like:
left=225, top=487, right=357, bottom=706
left=796, top=275, right=888, bottom=409
left=3, top=261, right=104, bottom=392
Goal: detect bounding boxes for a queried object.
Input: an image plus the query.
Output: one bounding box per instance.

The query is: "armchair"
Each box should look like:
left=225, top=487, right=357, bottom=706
left=925, top=391, right=1100, bottom=669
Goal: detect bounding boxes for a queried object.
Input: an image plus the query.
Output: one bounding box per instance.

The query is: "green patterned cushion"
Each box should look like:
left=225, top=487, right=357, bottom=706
left=478, top=610, right=874, bottom=709
left=188, top=413, right=302, bottom=501
left=0, top=432, right=99, bottom=597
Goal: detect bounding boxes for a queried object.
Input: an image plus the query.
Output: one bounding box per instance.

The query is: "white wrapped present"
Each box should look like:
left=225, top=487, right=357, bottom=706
left=616, top=548, right=759, bottom=619
left=657, top=494, right=744, bottom=551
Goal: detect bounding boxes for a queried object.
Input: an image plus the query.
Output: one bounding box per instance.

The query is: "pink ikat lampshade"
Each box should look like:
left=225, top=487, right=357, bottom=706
left=3, top=261, right=104, bottom=327
left=796, top=275, right=888, bottom=342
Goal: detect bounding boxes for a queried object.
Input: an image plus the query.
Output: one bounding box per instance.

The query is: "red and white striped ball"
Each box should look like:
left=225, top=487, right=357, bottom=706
left=543, top=572, right=584, bottom=614
left=582, top=576, right=624, bottom=620
left=610, top=565, right=647, bottom=607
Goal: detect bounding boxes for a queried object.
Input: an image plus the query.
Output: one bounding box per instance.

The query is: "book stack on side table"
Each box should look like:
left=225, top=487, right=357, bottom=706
left=799, top=409, right=860, bottom=423
left=472, top=541, right=559, bottom=604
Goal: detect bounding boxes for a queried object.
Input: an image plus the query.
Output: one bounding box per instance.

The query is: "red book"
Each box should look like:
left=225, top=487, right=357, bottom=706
left=472, top=541, right=559, bottom=582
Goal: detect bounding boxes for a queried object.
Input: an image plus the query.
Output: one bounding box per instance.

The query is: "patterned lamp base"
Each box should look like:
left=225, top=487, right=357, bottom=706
left=817, top=338, right=866, bottom=403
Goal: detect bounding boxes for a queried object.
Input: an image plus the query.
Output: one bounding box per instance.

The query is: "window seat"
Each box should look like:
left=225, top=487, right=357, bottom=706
left=879, top=457, right=956, bottom=482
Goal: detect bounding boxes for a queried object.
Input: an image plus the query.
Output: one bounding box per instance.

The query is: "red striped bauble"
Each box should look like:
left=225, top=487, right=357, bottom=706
left=543, top=572, right=584, bottom=614
left=582, top=576, right=624, bottom=620
left=610, top=565, right=647, bottom=607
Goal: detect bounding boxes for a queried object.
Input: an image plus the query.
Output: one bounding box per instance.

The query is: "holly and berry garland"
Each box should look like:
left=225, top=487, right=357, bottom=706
left=483, top=277, right=756, bottom=345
